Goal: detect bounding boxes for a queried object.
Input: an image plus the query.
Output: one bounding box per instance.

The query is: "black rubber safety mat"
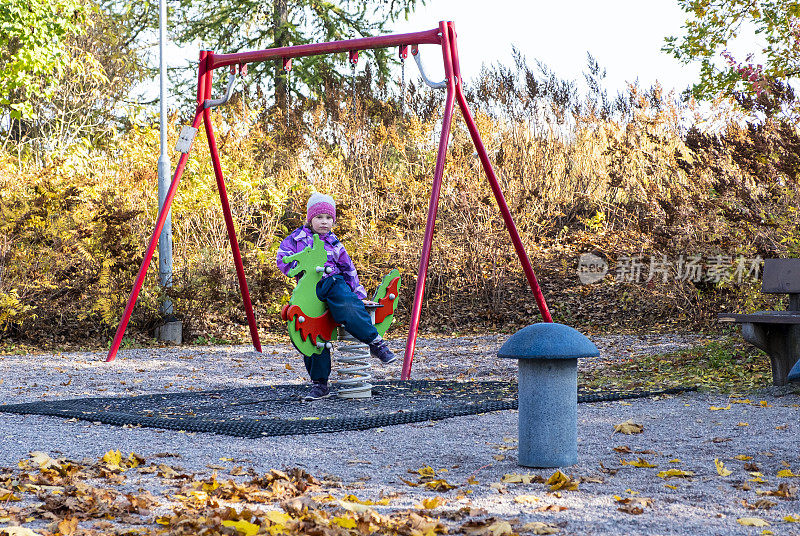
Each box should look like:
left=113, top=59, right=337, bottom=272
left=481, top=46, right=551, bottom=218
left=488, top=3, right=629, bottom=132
left=0, top=381, right=695, bottom=438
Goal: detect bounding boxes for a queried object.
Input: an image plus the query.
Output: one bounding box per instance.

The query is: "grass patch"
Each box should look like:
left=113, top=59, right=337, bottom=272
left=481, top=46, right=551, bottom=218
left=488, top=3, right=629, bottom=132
left=579, top=337, right=773, bottom=394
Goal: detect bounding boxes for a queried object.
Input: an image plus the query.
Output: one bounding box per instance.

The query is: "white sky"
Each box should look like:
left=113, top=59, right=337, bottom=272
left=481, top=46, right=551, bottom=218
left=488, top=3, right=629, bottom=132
left=390, top=0, right=700, bottom=98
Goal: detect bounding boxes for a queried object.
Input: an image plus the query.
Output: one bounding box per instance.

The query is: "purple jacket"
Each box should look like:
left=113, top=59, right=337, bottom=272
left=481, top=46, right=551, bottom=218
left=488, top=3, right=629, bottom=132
left=276, top=226, right=367, bottom=299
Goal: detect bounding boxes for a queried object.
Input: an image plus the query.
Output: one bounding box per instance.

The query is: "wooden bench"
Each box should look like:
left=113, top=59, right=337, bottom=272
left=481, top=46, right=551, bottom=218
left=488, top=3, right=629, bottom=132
left=718, top=258, right=800, bottom=386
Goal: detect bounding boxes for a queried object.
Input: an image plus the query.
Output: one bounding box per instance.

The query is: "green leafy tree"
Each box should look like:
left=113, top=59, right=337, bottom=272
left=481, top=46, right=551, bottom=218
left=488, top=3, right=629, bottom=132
left=27, top=4, right=147, bottom=158
left=1, top=1, right=146, bottom=161
left=177, top=0, right=424, bottom=108
left=0, top=0, right=87, bottom=121
left=664, top=0, right=800, bottom=114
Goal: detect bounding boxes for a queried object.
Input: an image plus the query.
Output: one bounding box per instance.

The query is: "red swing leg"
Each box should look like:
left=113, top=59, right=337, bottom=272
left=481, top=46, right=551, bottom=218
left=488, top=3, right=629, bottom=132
left=106, top=52, right=211, bottom=362
left=202, top=59, right=262, bottom=354
left=448, top=22, right=552, bottom=323
left=401, top=22, right=457, bottom=381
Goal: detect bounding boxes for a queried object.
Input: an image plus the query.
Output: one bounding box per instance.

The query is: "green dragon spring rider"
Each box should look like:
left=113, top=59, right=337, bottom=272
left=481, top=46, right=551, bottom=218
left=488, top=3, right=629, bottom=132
left=280, top=233, right=401, bottom=358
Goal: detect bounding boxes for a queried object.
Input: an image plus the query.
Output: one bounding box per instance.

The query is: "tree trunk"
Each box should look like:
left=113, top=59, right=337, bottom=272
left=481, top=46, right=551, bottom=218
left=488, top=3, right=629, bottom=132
left=273, top=0, right=288, bottom=117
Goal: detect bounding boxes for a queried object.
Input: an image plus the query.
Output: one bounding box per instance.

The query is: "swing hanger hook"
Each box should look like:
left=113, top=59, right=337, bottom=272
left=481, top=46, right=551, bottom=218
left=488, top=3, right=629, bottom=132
left=204, top=64, right=246, bottom=109
left=411, top=45, right=447, bottom=89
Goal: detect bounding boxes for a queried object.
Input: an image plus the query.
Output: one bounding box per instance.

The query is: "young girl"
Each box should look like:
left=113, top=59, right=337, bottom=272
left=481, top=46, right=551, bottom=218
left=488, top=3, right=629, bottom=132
left=276, top=192, right=397, bottom=400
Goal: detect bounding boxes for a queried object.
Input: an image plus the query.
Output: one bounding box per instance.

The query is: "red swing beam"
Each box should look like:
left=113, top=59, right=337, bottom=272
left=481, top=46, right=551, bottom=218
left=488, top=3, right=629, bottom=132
left=105, top=21, right=552, bottom=369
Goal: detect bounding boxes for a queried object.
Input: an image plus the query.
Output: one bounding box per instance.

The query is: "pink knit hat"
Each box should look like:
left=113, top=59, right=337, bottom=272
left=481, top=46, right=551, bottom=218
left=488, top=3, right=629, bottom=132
left=306, top=192, right=336, bottom=223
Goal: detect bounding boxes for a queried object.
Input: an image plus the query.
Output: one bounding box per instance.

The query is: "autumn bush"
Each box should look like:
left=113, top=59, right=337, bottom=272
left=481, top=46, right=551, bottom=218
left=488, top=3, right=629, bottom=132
left=1, top=58, right=798, bottom=349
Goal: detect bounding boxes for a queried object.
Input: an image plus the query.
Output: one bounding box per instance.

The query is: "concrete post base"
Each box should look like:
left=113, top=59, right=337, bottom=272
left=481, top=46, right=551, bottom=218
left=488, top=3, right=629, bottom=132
left=518, top=358, right=578, bottom=468
left=155, top=320, right=182, bottom=345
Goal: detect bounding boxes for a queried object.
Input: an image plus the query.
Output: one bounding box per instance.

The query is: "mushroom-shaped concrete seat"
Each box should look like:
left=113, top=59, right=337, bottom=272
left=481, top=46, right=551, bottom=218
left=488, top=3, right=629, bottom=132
left=499, top=323, right=599, bottom=467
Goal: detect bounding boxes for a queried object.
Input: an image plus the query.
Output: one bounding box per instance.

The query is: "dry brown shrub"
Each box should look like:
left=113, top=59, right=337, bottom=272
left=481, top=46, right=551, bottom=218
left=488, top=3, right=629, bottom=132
left=1, top=64, right=798, bottom=348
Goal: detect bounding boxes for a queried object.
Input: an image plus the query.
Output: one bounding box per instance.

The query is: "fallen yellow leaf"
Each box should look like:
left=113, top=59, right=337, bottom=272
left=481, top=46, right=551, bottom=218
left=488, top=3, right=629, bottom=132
left=502, top=473, right=542, bottom=484
left=621, top=457, right=657, bottom=468
left=657, top=469, right=694, bottom=479
left=201, top=476, right=220, bottom=491
left=709, top=405, right=731, bottom=410
left=715, top=458, right=733, bottom=477
left=521, top=521, right=560, bottom=535
left=29, top=451, right=60, bottom=470
left=331, top=516, right=358, bottom=529
left=127, top=452, right=143, bottom=468
left=613, top=420, right=643, bottom=435
left=461, top=519, right=513, bottom=536
left=784, top=515, right=800, bottom=522
left=514, top=495, right=540, bottom=504
left=737, top=517, right=770, bottom=527
left=222, top=519, right=260, bottom=536
left=734, top=455, right=753, bottom=461
left=57, top=518, right=78, bottom=536
left=0, top=489, right=20, bottom=502
left=102, top=449, right=122, bottom=470
left=486, top=521, right=513, bottom=536
left=424, top=479, right=457, bottom=491
left=545, top=470, right=578, bottom=491
left=419, top=496, right=446, bottom=509
left=415, top=466, right=437, bottom=478
left=338, top=500, right=371, bottom=513
left=264, top=511, right=291, bottom=525
left=341, top=494, right=382, bottom=505
left=777, top=469, right=799, bottom=478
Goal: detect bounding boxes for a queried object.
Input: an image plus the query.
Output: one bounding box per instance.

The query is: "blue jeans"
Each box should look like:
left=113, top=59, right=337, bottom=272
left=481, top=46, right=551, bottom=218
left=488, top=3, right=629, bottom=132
left=303, top=275, right=378, bottom=382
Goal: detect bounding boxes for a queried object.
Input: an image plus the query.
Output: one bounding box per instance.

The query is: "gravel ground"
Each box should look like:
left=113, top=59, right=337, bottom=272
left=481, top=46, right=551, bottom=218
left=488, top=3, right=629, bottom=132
left=1, top=333, right=799, bottom=535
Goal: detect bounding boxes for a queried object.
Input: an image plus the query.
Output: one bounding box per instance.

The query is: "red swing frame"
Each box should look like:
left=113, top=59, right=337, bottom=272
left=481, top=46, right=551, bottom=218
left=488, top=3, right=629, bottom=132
left=105, top=21, right=553, bottom=378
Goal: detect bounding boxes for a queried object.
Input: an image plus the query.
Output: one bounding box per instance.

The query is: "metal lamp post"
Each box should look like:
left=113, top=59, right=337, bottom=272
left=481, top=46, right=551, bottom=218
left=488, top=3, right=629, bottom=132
left=155, top=0, right=182, bottom=343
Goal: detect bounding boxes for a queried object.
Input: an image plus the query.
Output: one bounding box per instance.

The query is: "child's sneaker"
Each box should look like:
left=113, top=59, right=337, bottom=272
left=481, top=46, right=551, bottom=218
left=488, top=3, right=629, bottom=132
left=368, top=338, right=397, bottom=364
left=303, top=381, right=330, bottom=401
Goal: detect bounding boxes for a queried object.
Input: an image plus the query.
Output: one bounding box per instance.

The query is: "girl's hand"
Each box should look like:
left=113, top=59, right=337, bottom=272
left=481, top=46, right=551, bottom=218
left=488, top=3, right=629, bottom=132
left=362, top=299, right=380, bottom=306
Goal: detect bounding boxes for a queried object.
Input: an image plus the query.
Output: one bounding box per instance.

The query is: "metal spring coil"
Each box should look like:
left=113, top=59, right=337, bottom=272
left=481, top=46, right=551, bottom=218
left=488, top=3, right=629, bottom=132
left=335, top=329, right=373, bottom=398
